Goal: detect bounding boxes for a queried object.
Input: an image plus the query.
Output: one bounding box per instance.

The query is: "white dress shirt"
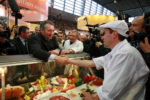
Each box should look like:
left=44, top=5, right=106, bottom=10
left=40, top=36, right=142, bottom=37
left=63, top=39, right=83, bottom=53
left=93, top=39, right=149, bottom=100
left=19, top=36, right=26, bottom=46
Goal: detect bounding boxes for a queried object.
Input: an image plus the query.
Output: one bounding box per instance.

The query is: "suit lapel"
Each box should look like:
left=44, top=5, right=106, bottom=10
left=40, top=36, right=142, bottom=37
left=17, top=38, right=27, bottom=54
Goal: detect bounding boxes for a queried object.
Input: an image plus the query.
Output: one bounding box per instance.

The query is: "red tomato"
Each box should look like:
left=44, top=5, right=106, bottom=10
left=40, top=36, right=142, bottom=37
left=83, top=75, right=91, bottom=83
left=91, top=75, right=96, bottom=80
left=92, top=79, right=103, bottom=86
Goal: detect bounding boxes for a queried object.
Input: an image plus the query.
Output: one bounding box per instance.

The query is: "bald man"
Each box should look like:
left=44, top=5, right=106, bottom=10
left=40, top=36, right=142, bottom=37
left=129, top=16, right=150, bottom=64
left=129, top=16, right=145, bottom=36
left=129, top=16, right=150, bottom=100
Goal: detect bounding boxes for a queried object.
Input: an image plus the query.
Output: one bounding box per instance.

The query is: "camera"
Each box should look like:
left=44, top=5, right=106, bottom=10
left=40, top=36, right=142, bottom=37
left=86, top=24, right=110, bottom=58
left=86, top=24, right=101, bottom=42
left=133, top=31, right=150, bottom=43
left=129, top=12, right=150, bottom=43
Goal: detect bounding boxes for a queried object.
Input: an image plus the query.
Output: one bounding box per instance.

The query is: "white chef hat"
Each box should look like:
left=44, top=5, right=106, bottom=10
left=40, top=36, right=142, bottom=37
left=99, top=20, right=129, bottom=37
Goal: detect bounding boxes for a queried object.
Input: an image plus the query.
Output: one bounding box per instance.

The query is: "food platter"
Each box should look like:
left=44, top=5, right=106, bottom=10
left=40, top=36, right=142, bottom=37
left=65, top=84, right=98, bottom=100
left=49, top=96, right=70, bottom=100
left=50, top=76, right=67, bottom=85
left=33, top=83, right=98, bottom=100
left=49, top=93, right=71, bottom=100
left=25, top=74, right=101, bottom=100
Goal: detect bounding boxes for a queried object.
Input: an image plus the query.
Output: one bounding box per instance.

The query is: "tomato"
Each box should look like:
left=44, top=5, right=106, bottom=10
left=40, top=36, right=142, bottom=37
left=91, top=75, right=96, bottom=80
left=83, top=75, right=92, bottom=83
left=92, top=79, right=103, bottom=86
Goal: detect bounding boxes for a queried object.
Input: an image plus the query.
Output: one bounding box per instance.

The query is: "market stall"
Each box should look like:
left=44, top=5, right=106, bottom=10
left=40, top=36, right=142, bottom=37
left=0, top=53, right=103, bottom=100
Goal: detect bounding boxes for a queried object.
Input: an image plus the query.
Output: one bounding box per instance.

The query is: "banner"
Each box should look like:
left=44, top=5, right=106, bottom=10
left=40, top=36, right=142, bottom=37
left=16, top=0, right=48, bottom=16
left=77, top=15, right=115, bottom=30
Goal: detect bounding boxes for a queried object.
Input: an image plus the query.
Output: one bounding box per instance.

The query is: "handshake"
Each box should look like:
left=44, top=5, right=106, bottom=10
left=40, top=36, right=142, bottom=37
left=54, top=55, right=70, bottom=65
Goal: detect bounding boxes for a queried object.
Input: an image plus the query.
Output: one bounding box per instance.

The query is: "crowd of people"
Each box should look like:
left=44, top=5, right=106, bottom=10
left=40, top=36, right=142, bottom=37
left=0, top=13, right=150, bottom=100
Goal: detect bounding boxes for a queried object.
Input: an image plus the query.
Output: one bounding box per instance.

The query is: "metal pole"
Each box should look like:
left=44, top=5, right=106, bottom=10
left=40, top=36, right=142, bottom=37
left=7, top=2, right=10, bottom=27
left=1, top=68, right=5, bottom=100
left=15, top=15, right=18, bottom=25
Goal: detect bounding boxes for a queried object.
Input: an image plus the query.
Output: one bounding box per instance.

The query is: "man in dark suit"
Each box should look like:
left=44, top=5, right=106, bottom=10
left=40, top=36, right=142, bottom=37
left=12, top=26, right=30, bottom=54
left=28, top=20, right=67, bottom=63
left=5, top=26, right=30, bottom=84
left=0, top=28, right=12, bottom=56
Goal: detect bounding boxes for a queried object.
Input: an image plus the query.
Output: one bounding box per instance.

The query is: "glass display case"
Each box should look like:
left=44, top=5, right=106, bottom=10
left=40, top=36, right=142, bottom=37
left=0, top=53, right=102, bottom=100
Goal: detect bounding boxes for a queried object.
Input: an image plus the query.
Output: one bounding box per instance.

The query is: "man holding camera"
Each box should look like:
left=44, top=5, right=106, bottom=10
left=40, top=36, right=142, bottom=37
left=129, top=15, right=150, bottom=100
left=129, top=16, right=150, bottom=66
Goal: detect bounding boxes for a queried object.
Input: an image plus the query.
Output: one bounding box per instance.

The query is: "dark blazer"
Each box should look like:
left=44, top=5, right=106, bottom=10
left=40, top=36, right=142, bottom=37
left=12, top=37, right=28, bottom=54
left=28, top=33, right=59, bottom=61
left=0, top=39, right=13, bottom=55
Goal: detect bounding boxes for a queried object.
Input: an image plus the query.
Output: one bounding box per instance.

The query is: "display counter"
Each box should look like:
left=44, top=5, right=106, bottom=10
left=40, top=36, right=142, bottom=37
left=0, top=52, right=90, bottom=67
left=0, top=52, right=96, bottom=100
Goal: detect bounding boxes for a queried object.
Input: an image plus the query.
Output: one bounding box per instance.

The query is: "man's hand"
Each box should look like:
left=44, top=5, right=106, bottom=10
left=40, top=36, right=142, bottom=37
left=140, top=37, right=150, bottom=53
left=96, top=42, right=102, bottom=48
left=12, top=25, right=18, bottom=33
left=61, top=50, right=70, bottom=54
left=49, top=49, right=60, bottom=55
left=10, top=25, right=18, bottom=40
left=82, top=92, right=100, bottom=100
left=54, top=55, right=69, bottom=65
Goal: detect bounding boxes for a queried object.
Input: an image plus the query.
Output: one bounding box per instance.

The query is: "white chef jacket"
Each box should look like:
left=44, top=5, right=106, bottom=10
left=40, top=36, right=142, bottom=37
left=93, top=39, right=149, bottom=100
left=63, top=39, right=83, bottom=53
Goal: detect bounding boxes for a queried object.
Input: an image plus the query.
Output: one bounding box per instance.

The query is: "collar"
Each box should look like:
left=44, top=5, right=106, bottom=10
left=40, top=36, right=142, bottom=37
left=70, top=39, right=78, bottom=45
left=110, top=39, right=128, bottom=55
left=19, top=36, right=26, bottom=45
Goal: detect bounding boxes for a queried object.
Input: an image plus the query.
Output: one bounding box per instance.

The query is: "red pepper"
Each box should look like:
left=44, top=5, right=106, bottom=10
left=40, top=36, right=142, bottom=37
left=32, top=81, right=39, bottom=85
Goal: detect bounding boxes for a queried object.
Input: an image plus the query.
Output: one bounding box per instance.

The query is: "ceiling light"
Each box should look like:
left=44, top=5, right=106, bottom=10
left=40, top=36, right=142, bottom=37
left=114, top=0, right=117, bottom=3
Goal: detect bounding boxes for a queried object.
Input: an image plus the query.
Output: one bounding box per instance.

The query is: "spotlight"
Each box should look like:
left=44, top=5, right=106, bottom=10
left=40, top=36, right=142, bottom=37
left=114, top=0, right=117, bottom=3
